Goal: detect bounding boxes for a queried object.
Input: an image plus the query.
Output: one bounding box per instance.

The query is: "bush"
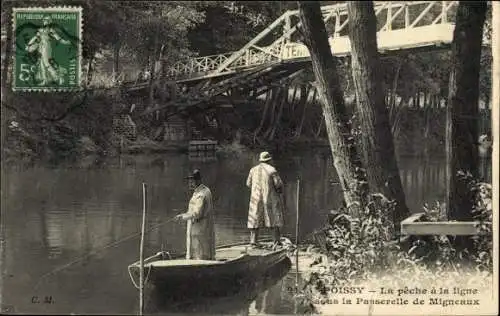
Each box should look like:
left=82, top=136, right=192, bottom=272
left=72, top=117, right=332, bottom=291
left=467, top=173, right=493, bottom=271
left=305, top=193, right=396, bottom=293
left=412, top=172, right=493, bottom=271
left=302, top=177, right=493, bottom=305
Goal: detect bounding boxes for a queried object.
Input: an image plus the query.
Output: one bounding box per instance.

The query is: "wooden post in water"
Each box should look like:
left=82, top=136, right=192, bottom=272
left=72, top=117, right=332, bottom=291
left=139, top=183, right=147, bottom=316
left=295, top=178, right=300, bottom=291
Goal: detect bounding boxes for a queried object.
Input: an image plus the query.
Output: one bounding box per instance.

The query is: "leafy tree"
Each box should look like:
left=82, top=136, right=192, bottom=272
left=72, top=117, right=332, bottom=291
left=298, top=0, right=368, bottom=218
left=187, top=1, right=294, bottom=55
left=347, top=1, right=410, bottom=229
left=124, top=2, right=205, bottom=68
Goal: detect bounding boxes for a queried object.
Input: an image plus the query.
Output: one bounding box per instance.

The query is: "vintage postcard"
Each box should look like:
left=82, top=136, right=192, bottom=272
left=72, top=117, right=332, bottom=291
left=0, top=1, right=498, bottom=316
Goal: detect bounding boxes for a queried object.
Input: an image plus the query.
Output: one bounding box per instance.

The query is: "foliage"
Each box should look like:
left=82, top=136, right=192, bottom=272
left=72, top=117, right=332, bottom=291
left=79, top=1, right=209, bottom=73
left=399, top=172, right=492, bottom=271
left=301, top=175, right=492, bottom=306
left=127, top=3, right=205, bottom=67
left=2, top=89, right=120, bottom=162
left=463, top=172, right=493, bottom=271
left=187, top=1, right=292, bottom=55
left=80, top=1, right=127, bottom=59
left=306, top=193, right=396, bottom=292
left=422, top=201, right=447, bottom=222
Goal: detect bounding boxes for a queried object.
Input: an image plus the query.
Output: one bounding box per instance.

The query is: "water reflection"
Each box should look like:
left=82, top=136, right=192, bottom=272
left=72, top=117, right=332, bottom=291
left=1, top=150, right=492, bottom=314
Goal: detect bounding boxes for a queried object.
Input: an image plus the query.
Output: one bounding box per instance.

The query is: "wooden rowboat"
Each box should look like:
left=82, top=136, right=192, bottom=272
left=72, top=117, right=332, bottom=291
left=127, top=238, right=293, bottom=299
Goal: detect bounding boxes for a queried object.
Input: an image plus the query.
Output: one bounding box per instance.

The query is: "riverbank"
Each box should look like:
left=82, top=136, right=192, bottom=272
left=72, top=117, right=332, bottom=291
left=291, top=246, right=494, bottom=315
left=1, top=126, right=330, bottom=164
left=292, top=250, right=494, bottom=315
left=291, top=235, right=494, bottom=315
left=4, top=115, right=457, bottom=165
left=289, top=180, right=493, bottom=315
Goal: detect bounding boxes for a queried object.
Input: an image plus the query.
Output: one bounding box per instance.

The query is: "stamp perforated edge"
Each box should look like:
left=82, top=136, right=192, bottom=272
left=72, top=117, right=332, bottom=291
left=11, top=6, right=84, bottom=93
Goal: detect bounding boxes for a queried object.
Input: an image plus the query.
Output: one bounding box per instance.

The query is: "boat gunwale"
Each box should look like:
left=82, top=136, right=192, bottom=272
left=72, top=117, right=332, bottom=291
left=132, top=253, right=250, bottom=270
left=128, top=238, right=289, bottom=269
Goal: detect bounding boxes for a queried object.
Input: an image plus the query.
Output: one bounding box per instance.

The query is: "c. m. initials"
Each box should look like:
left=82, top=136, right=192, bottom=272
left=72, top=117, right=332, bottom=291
left=31, top=296, right=54, bottom=304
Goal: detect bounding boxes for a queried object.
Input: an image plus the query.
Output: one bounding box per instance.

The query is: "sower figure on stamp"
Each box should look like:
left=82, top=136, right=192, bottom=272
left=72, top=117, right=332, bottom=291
left=25, top=16, right=71, bottom=86
left=246, top=151, right=285, bottom=248
left=175, top=169, right=215, bottom=260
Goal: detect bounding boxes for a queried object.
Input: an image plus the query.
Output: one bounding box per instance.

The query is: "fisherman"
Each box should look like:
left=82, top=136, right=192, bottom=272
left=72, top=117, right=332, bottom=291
left=246, top=151, right=285, bottom=248
left=175, top=169, right=215, bottom=260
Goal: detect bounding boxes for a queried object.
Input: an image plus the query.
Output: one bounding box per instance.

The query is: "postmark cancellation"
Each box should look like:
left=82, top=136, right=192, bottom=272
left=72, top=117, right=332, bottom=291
left=12, top=7, right=83, bottom=92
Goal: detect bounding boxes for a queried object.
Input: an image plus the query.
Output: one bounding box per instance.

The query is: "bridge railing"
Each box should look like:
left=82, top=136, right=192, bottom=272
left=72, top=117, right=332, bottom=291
left=161, top=1, right=459, bottom=82
left=164, top=45, right=287, bottom=80
left=165, top=52, right=234, bottom=79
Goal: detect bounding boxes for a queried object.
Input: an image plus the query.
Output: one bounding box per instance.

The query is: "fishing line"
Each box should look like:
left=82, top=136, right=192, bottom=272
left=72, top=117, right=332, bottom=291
left=32, top=214, right=319, bottom=290
left=33, top=213, right=181, bottom=289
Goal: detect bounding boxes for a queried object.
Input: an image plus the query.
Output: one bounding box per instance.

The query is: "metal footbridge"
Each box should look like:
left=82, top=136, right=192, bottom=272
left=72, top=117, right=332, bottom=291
left=163, top=1, right=458, bottom=83
left=128, top=1, right=460, bottom=117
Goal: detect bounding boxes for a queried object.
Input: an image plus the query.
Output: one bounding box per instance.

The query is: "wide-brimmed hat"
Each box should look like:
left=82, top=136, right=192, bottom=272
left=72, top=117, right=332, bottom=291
left=259, top=151, right=272, bottom=162
left=185, top=169, right=201, bottom=180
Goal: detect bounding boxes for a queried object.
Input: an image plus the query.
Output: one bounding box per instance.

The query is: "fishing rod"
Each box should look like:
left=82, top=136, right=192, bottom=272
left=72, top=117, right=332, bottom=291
left=33, top=211, right=182, bottom=290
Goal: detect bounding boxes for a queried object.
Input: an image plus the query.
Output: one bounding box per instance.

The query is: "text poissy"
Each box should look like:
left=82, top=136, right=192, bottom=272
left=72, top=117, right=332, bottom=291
left=329, top=287, right=365, bottom=294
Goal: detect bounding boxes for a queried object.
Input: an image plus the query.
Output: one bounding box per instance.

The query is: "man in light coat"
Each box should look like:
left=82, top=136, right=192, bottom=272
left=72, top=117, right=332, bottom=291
left=246, top=151, right=285, bottom=247
left=175, top=169, right=216, bottom=260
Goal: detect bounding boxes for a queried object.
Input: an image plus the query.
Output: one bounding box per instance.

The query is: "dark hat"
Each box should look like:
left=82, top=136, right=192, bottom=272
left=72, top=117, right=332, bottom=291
left=185, top=169, right=201, bottom=180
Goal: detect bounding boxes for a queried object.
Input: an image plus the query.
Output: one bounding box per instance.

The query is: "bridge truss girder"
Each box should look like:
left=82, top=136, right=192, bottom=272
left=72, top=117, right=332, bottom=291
left=164, top=1, right=459, bottom=82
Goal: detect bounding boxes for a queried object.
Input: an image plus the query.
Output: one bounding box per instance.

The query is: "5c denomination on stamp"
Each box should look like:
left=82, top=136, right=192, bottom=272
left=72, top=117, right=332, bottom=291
left=12, top=7, right=83, bottom=92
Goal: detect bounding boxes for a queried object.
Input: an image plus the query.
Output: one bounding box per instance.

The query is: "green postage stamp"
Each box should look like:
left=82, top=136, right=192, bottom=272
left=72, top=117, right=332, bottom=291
left=13, top=7, right=83, bottom=92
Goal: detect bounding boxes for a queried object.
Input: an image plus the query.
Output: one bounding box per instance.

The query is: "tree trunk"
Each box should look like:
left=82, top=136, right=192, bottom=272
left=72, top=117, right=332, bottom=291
left=446, top=1, right=487, bottom=221
left=86, top=53, right=95, bottom=86
left=149, top=15, right=161, bottom=109
left=286, top=85, right=299, bottom=137
left=347, top=1, right=410, bottom=228
left=388, top=58, right=402, bottom=125
left=263, top=86, right=282, bottom=139
left=391, top=58, right=402, bottom=105
left=263, top=92, right=277, bottom=138
left=254, top=90, right=272, bottom=142
left=295, top=87, right=311, bottom=139
left=112, top=41, right=121, bottom=83
left=294, top=85, right=308, bottom=138
left=315, top=115, right=324, bottom=139
left=269, top=86, right=287, bottom=140
left=148, top=55, right=156, bottom=109
left=424, top=100, right=431, bottom=138
left=391, top=95, right=410, bottom=138
left=289, top=85, right=299, bottom=123
left=298, top=1, right=367, bottom=218
left=306, top=89, right=319, bottom=136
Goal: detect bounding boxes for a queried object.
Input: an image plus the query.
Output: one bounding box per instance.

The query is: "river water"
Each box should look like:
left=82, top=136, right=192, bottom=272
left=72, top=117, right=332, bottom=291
left=1, top=148, right=491, bottom=315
